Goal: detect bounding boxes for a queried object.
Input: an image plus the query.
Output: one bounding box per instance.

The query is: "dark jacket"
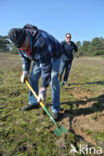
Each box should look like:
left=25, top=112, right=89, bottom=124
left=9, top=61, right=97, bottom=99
left=61, top=41, right=77, bottom=61
left=19, top=24, right=62, bottom=88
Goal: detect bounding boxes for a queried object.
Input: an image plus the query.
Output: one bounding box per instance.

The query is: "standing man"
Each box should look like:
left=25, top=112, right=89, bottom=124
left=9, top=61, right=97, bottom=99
left=8, top=24, right=62, bottom=120
left=59, top=33, right=78, bottom=86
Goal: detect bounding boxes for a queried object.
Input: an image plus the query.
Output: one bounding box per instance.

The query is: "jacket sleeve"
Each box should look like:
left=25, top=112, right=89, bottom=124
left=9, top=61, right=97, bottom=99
left=72, top=42, right=78, bottom=53
left=34, top=35, right=52, bottom=88
left=19, top=50, right=31, bottom=72
left=61, top=41, right=65, bottom=51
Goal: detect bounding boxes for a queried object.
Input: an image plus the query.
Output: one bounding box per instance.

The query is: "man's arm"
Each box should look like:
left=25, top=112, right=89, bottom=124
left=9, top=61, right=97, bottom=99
left=19, top=50, right=31, bottom=72
left=73, top=42, right=78, bottom=53
left=39, top=49, right=52, bottom=88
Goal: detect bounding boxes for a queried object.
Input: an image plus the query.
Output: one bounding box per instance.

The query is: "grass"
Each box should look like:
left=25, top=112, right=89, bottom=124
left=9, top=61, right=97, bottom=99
left=0, top=53, right=104, bottom=155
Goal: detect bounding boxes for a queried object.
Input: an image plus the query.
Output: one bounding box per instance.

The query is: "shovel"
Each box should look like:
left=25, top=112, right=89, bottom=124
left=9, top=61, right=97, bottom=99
left=25, top=80, right=68, bottom=136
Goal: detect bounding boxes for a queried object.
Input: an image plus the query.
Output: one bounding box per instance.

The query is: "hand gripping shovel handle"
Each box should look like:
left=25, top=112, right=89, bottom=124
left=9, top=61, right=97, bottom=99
left=25, top=80, right=68, bottom=136
left=25, top=80, right=58, bottom=127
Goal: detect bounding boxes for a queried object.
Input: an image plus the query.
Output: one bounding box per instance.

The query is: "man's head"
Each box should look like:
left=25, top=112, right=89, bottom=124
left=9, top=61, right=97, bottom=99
left=8, top=28, right=27, bottom=48
left=65, top=33, right=71, bottom=43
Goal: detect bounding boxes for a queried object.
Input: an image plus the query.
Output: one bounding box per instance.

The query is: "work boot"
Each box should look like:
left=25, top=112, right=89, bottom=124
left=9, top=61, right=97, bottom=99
left=21, top=104, right=40, bottom=111
left=51, top=112, right=60, bottom=121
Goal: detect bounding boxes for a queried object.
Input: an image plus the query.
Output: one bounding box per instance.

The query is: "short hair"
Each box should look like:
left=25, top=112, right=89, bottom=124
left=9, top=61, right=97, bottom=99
left=65, top=33, right=71, bottom=37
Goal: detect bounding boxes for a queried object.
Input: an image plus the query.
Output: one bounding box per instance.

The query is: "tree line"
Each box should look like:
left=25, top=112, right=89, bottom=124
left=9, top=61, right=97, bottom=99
left=76, top=37, right=104, bottom=56
left=0, top=35, right=104, bottom=56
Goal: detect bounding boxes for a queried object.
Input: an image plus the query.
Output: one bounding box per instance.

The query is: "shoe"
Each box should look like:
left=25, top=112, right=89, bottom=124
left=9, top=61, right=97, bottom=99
left=63, top=81, right=69, bottom=86
left=51, top=112, right=60, bottom=121
left=21, top=104, right=40, bottom=111
left=65, top=83, right=69, bottom=87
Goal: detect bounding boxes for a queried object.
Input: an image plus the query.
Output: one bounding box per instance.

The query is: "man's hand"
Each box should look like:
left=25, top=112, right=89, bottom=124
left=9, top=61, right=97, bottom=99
left=21, top=71, right=28, bottom=83
left=37, top=88, right=46, bottom=103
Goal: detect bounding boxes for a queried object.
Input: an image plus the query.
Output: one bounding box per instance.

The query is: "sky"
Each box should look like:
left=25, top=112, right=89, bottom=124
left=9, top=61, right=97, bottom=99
left=0, top=0, right=104, bottom=43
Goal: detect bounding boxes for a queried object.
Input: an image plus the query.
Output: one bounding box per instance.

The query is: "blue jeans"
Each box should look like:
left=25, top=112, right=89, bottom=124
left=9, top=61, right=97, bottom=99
left=59, top=59, right=72, bottom=82
left=29, top=58, right=60, bottom=113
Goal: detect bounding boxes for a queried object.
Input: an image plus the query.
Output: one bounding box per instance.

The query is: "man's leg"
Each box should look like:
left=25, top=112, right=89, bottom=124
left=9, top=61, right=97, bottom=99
left=21, top=62, right=41, bottom=111
left=51, top=58, right=60, bottom=115
left=63, top=61, right=72, bottom=83
left=29, top=62, right=41, bottom=105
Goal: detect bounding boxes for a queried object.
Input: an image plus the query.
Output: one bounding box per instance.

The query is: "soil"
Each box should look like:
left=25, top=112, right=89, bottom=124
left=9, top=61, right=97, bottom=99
left=60, top=88, right=104, bottom=146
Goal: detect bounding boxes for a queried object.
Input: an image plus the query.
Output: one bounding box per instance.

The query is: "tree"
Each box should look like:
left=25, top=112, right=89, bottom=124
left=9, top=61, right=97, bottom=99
left=76, top=41, right=81, bottom=49
left=11, top=46, right=18, bottom=54
left=78, top=41, right=90, bottom=56
left=88, top=37, right=104, bottom=55
left=0, top=35, right=11, bottom=51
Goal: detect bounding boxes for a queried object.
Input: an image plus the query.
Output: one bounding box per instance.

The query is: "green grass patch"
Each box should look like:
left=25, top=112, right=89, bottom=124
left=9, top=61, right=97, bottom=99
left=0, top=53, right=104, bottom=155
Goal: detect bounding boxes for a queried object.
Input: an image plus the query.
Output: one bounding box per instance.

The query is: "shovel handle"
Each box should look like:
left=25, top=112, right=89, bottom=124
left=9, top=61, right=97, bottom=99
left=25, top=80, right=45, bottom=108
left=25, top=80, right=59, bottom=128
left=25, top=80, right=68, bottom=135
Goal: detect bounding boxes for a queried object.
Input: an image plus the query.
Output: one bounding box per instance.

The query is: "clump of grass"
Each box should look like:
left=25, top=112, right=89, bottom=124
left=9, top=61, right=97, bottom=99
left=93, top=132, right=104, bottom=141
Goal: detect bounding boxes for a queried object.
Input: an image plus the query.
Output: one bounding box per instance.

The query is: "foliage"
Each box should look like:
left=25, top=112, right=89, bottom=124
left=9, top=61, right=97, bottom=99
left=0, top=35, right=18, bottom=54
left=10, top=46, right=18, bottom=54
left=76, top=41, right=81, bottom=49
left=0, top=35, right=11, bottom=51
left=88, top=37, right=104, bottom=56
left=0, top=34, right=104, bottom=56
left=77, top=37, right=104, bottom=56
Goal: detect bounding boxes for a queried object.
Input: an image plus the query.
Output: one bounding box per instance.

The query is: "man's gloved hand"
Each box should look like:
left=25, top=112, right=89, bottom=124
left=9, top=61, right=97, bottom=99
left=21, top=71, right=29, bottom=83
left=37, top=88, right=46, bottom=103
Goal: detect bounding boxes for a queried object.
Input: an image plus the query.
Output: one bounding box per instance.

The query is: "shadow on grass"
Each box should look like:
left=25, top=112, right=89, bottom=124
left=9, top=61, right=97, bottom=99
left=59, top=94, right=104, bottom=142
left=60, top=94, right=104, bottom=117
left=70, top=80, right=104, bottom=86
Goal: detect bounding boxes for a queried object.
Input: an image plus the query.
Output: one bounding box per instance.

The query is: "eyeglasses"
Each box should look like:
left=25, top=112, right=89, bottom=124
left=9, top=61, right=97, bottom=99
left=66, top=36, right=71, bottom=39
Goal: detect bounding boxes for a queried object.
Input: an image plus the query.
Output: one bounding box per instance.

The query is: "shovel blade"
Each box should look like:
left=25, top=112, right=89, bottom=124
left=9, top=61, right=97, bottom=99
left=53, top=125, right=68, bottom=136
